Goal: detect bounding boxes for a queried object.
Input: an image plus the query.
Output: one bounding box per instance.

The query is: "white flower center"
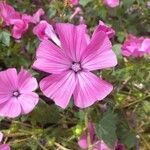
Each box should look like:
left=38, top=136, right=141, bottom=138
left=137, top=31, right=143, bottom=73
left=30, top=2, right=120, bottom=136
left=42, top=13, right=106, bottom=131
left=71, top=62, right=81, bottom=72
left=13, top=91, right=20, bottom=97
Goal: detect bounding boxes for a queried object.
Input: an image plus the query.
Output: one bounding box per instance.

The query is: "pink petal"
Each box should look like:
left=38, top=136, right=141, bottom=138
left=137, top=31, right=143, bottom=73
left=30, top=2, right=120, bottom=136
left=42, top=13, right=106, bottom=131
left=0, top=144, right=10, bottom=150
left=31, top=8, right=45, bottom=24
left=78, top=134, right=88, bottom=149
left=103, top=0, right=120, bottom=8
left=10, top=19, right=29, bottom=39
left=45, top=23, right=61, bottom=46
left=74, top=71, right=113, bottom=108
left=70, top=7, right=81, bottom=20
left=71, top=0, right=79, bottom=5
left=55, top=23, right=88, bottom=62
left=0, top=132, right=3, bottom=142
left=0, top=68, right=18, bottom=104
left=94, top=140, right=111, bottom=150
left=33, top=40, right=71, bottom=74
left=0, top=97, right=21, bottom=118
left=82, top=31, right=117, bottom=71
left=0, top=68, right=18, bottom=91
left=18, top=69, right=38, bottom=93
left=141, top=38, right=150, bottom=53
left=40, top=71, right=76, bottom=109
left=18, top=92, right=39, bottom=114
left=33, top=20, right=48, bottom=40
left=0, top=2, right=20, bottom=26
left=92, top=21, right=115, bottom=39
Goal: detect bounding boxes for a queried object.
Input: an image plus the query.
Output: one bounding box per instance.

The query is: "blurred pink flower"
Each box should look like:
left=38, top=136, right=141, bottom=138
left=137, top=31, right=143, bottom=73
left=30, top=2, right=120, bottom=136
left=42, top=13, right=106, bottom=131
left=121, top=34, right=150, bottom=57
left=31, top=8, right=45, bottom=24
left=10, top=14, right=31, bottom=39
left=92, top=21, right=115, bottom=39
left=33, top=20, right=61, bottom=46
left=71, top=0, right=79, bottom=5
left=0, top=132, right=10, bottom=150
left=0, top=2, right=20, bottom=26
left=78, top=122, right=111, bottom=150
left=70, top=7, right=81, bottom=20
left=103, top=0, right=120, bottom=8
left=0, top=68, right=39, bottom=118
left=33, top=23, right=117, bottom=108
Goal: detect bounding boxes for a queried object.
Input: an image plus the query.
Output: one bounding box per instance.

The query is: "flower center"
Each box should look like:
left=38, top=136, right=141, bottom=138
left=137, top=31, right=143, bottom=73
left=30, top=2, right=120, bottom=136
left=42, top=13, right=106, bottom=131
left=71, top=62, right=81, bottom=72
left=13, top=91, right=20, bottom=97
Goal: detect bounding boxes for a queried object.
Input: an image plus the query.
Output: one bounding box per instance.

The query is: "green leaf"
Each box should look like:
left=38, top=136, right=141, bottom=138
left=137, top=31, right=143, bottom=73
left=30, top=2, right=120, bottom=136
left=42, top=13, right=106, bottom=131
left=30, top=100, right=61, bottom=125
left=117, top=122, right=136, bottom=148
left=79, top=0, right=92, bottom=7
left=95, top=111, right=118, bottom=148
left=0, top=31, right=11, bottom=46
left=47, top=6, right=57, bottom=19
left=113, top=44, right=123, bottom=60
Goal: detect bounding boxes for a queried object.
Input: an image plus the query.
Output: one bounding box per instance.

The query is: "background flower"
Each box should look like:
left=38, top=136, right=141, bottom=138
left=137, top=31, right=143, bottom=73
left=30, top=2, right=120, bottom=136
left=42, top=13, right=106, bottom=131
left=0, top=68, right=39, bottom=118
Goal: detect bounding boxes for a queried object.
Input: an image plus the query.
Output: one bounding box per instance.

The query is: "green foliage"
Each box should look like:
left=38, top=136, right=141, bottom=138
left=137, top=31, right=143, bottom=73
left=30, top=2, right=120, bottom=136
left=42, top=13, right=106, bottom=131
left=30, top=100, right=61, bottom=126
left=95, top=110, right=118, bottom=148
left=0, top=0, right=149, bottom=149
left=0, top=30, right=11, bottom=46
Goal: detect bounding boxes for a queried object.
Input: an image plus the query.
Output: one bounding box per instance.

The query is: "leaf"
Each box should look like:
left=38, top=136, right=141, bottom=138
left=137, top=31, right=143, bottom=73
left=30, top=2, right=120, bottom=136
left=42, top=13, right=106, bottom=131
left=0, top=31, right=11, bottom=46
left=95, top=111, right=118, bottom=148
left=30, top=100, right=61, bottom=125
left=113, top=44, right=123, bottom=60
left=79, top=0, right=92, bottom=7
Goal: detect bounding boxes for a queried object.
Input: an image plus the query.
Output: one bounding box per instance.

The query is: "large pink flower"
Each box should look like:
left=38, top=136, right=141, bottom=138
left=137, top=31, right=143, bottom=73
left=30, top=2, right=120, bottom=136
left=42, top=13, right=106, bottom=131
left=92, top=21, right=115, bottom=39
left=0, top=132, right=10, bottom=150
left=103, top=0, right=120, bottom=8
left=121, top=34, right=150, bottom=57
left=0, top=2, right=20, bottom=26
left=0, top=68, right=39, bottom=118
left=33, top=23, right=117, bottom=109
left=78, top=122, right=111, bottom=150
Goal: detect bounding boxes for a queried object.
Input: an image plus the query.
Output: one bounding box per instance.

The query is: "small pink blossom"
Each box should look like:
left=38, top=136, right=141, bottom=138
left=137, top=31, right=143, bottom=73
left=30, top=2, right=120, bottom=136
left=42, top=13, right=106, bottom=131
left=103, top=0, right=120, bottom=8
left=0, top=68, right=39, bottom=118
left=92, top=21, right=115, bottom=39
left=0, top=132, right=10, bottom=150
left=31, top=8, right=45, bottom=24
left=71, top=0, right=79, bottom=5
left=70, top=7, right=81, bottom=20
left=33, top=20, right=61, bottom=46
left=121, top=34, right=150, bottom=57
left=0, top=2, right=20, bottom=26
left=10, top=14, right=31, bottom=39
left=78, top=122, right=111, bottom=150
left=33, top=23, right=117, bottom=109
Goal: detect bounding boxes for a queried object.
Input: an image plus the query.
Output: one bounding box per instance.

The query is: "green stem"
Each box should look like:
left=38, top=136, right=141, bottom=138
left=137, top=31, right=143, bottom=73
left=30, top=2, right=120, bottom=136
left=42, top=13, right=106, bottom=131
left=84, top=109, right=92, bottom=150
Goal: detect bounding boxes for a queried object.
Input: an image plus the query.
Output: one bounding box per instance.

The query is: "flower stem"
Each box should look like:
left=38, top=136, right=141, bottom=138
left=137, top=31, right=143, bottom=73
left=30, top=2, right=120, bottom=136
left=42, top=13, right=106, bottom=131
left=84, top=109, right=92, bottom=150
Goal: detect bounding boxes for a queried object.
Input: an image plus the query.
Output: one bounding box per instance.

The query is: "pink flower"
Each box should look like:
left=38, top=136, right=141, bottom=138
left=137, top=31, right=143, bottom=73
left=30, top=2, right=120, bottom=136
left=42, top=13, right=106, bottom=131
left=33, top=20, right=61, bottom=46
left=103, top=0, right=120, bottom=8
left=121, top=34, right=150, bottom=57
left=33, top=23, right=117, bottom=109
left=31, top=8, right=45, bottom=24
left=78, top=122, right=111, bottom=150
left=10, top=14, right=31, bottom=39
left=0, top=2, right=20, bottom=26
left=71, top=0, right=79, bottom=5
left=92, top=21, right=115, bottom=39
left=0, top=68, right=39, bottom=118
left=0, top=132, right=10, bottom=150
